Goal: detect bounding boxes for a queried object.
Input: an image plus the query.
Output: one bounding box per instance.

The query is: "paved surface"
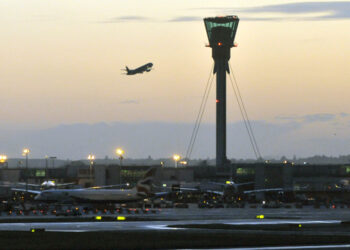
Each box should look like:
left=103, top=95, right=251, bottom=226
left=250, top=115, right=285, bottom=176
left=1, top=207, right=350, bottom=249
left=0, top=218, right=343, bottom=232
left=0, top=206, right=350, bottom=232
left=3, top=206, right=350, bottom=221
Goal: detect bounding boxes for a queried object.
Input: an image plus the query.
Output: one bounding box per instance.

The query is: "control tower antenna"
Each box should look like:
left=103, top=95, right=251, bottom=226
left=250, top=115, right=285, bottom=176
left=204, top=15, right=239, bottom=169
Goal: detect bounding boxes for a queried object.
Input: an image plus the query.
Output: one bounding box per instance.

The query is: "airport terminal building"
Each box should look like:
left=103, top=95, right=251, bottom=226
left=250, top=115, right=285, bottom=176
left=1, top=161, right=350, bottom=196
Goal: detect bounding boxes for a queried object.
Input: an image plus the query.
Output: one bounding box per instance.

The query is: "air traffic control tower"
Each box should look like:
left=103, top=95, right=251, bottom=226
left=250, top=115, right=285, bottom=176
left=204, top=16, right=239, bottom=169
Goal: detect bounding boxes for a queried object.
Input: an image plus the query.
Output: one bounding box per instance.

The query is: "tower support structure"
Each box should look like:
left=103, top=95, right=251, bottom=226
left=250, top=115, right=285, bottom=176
left=204, top=16, right=239, bottom=169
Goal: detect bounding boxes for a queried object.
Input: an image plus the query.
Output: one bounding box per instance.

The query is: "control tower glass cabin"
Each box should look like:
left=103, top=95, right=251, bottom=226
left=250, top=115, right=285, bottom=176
left=204, top=16, right=239, bottom=169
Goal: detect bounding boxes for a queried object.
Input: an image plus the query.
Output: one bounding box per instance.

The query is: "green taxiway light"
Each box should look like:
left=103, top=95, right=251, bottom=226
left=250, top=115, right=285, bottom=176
left=256, top=215, right=264, bottom=219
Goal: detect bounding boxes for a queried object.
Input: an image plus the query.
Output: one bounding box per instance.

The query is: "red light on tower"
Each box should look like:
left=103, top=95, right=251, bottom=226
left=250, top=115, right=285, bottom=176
left=217, top=42, right=222, bottom=46
left=216, top=99, right=219, bottom=103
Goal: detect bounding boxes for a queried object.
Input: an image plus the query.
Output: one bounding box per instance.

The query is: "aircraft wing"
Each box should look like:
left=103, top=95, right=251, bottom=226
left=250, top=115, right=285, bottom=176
left=151, top=186, right=200, bottom=197
left=86, top=184, right=130, bottom=189
left=16, top=183, right=41, bottom=187
left=155, top=186, right=199, bottom=192
left=208, top=182, right=226, bottom=186
left=178, top=187, right=199, bottom=191
left=11, top=188, right=41, bottom=195
left=235, top=182, right=255, bottom=186
left=203, top=190, right=224, bottom=196
left=209, top=181, right=254, bottom=186
left=243, top=188, right=284, bottom=194
left=55, top=182, right=76, bottom=187
left=153, top=191, right=170, bottom=198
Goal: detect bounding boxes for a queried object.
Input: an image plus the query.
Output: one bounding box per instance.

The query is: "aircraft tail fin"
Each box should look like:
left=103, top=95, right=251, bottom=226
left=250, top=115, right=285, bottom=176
left=125, top=66, right=129, bottom=73
left=135, top=168, right=157, bottom=196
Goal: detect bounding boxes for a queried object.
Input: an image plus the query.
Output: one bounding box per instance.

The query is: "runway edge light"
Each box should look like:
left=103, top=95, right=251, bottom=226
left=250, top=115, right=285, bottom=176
left=117, top=216, right=126, bottom=221
left=256, top=215, right=264, bottom=219
left=30, top=228, right=45, bottom=232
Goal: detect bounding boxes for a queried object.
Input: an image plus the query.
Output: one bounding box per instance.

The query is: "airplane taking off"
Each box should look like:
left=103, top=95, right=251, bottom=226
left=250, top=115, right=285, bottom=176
left=122, top=63, right=153, bottom=75
left=29, top=168, right=157, bottom=203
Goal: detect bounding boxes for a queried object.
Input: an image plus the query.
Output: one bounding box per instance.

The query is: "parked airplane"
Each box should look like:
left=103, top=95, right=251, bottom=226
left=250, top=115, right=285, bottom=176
left=122, top=63, right=153, bottom=75
left=209, top=180, right=254, bottom=193
left=204, top=181, right=283, bottom=199
left=31, top=168, right=156, bottom=203
left=15, top=180, right=76, bottom=190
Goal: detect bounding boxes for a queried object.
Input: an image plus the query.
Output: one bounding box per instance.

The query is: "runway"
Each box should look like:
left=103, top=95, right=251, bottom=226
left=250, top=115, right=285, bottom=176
left=0, top=218, right=342, bottom=232
left=1, top=207, right=350, bottom=249
left=2, top=206, right=350, bottom=221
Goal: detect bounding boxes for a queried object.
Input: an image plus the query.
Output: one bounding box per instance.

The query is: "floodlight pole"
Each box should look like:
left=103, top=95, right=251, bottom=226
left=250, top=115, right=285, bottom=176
left=25, top=154, right=28, bottom=192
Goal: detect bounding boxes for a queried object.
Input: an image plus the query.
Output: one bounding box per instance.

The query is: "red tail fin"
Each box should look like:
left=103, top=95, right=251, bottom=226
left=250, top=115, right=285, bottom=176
left=136, top=168, right=156, bottom=196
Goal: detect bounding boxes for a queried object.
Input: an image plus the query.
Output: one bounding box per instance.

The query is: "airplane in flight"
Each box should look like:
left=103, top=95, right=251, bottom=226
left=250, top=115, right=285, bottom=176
left=14, top=168, right=157, bottom=203
left=122, top=63, right=153, bottom=75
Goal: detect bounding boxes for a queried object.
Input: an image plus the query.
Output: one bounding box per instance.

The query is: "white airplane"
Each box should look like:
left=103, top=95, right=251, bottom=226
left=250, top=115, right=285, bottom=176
left=16, top=168, right=157, bottom=203
left=14, top=180, right=76, bottom=190
left=209, top=180, right=254, bottom=193
left=206, top=181, right=284, bottom=197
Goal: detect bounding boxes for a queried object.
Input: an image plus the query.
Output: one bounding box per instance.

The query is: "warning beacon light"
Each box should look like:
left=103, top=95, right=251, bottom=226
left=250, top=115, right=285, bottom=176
left=204, top=15, right=239, bottom=48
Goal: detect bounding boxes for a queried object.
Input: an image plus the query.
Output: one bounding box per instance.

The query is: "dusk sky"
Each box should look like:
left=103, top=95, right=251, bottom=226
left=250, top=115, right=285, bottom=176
left=1, top=1, right=350, bottom=159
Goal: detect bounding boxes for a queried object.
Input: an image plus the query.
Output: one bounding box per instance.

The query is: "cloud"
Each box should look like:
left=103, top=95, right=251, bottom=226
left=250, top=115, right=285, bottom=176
left=275, top=115, right=299, bottom=121
left=240, top=17, right=286, bottom=22
left=193, top=2, right=350, bottom=21
left=118, top=100, right=139, bottom=104
left=101, top=16, right=151, bottom=23
left=1, top=120, right=350, bottom=159
left=275, top=113, right=348, bottom=123
left=168, top=16, right=202, bottom=22
left=302, top=113, right=336, bottom=123
left=339, top=112, right=350, bottom=118
left=239, top=1, right=350, bottom=21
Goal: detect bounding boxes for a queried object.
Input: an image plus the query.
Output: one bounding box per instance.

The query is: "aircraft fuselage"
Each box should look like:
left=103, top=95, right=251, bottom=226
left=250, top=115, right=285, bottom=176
left=34, top=188, right=146, bottom=203
left=126, top=63, right=153, bottom=75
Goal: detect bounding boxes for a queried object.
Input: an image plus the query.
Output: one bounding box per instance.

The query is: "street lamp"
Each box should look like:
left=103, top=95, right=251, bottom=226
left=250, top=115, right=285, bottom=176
left=45, top=155, right=49, bottom=182
left=116, top=148, right=125, bottom=165
left=50, top=156, right=57, bottom=167
left=173, top=154, right=181, bottom=168
left=87, top=154, right=95, bottom=181
left=180, top=161, right=188, bottom=166
left=0, top=155, right=8, bottom=168
left=22, top=148, right=30, bottom=192
left=0, top=155, right=7, bottom=163
left=116, top=148, right=125, bottom=184
left=47, top=156, right=56, bottom=182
